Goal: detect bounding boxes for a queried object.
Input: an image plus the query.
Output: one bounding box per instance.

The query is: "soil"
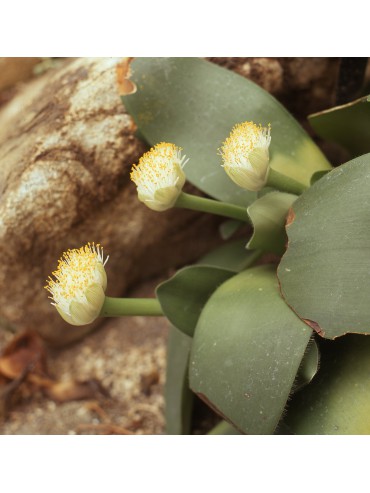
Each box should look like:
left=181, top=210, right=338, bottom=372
left=0, top=276, right=169, bottom=435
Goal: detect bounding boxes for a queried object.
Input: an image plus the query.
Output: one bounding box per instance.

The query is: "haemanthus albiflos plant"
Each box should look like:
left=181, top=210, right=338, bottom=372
left=45, top=57, right=370, bottom=434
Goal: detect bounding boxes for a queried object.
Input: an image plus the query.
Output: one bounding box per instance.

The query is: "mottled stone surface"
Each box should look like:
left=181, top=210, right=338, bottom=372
left=0, top=58, right=41, bottom=92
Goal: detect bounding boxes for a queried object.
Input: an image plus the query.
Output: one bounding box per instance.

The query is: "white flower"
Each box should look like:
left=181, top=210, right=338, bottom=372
left=130, top=142, right=188, bottom=211
left=45, top=243, right=109, bottom=326
left=219, top=121, right=271, bottom=192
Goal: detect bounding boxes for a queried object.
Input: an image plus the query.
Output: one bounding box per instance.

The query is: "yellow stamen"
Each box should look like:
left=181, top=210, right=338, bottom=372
left=219, top=121, right=271, bottom=192
left=45, top=242, right=108, bottom=325
left=130, top=142, right=188, bottom=211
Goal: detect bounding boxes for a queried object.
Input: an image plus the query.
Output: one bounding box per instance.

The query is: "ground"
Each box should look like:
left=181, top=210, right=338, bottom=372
left=0, top=276, right=168, bottom=435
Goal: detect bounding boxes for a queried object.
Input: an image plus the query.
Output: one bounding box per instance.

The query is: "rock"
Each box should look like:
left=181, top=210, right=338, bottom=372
left=0, top=58, right=221, bottom=346
left=0, top=58, right=41, bottom=92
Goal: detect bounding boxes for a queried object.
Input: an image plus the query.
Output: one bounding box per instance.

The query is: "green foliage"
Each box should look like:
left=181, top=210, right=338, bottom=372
left=156, top=241, right=262, bottom=338
left=156, top=266, right=235, bottom=338
left=121, top=58, right=370, bottom=434
left=122, top=58, right=330, bottom=206
left=219, top=219, right=243, bottom=240
left=162, top=241, right=260, bottom=434
left=207, top=420, right=241, bottom=435
left=246, top=191, right=297, bottom=254
left=293, top=339, right=320, bottom=392
left=309, top=95, right=370, bottom=157
left=198, top=239, right=261, bottom=272
left=165, top=326, right=194, bottom=435
left=278, top=154, right=370, bottom=339
left=285, top=335, right=370, bottom=434
left=189, top=266, right=312, bottom=434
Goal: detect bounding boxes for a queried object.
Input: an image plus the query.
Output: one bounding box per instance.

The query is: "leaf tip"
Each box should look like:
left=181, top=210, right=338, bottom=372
left=302, top=318, right=325, bottom=337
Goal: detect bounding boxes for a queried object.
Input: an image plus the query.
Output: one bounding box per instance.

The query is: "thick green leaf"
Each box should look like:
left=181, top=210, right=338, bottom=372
left=163, top=240, right=260, bottom=433
left=278, top=153, right=370, bottom=339
left=285, top=335, right=370, bottom=434
left=207, top=420, right=241, bottom=435
left=293, top=339, right=320, bottom=392
left=219, top=219, right=243, bottom=240
left=247, top=191, right=297, bottom=255
left=157, top=240, right=262, bottom=338
left=156, top=266, right=235, bottom=338
left=123, top=58, right=331, bottom=206
left=189, top=265, right=312, bottom=434
left=198, top=239, right=261, bottom=272
left=310, top=169, right=330, bottom=186
left=309, top=95, right=370, bottom=157
left=165, top=326, right=194, bottom=434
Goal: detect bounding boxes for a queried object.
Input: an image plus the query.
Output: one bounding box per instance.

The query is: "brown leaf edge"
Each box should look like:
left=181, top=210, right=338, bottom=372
left=116, top=57, right=137, bottom=96
left=278, top=205, right=366, bottom=339
left=277, top=206, right=326, bottom=338
left=281, top=204, right=370, bottom=340
left=196, top=391, right=245, bottom=434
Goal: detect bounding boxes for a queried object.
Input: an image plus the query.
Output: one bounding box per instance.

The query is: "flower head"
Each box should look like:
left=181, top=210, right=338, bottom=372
left=45, top=243, right=108, bottom=326
left=130, top=142, right=188, bottom=211
left=219, top=121, right=271, bottom=192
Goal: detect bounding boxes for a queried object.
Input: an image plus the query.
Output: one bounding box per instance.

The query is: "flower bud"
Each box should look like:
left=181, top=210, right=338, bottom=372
left=130, top=142, right=188, bottom=211
left=45, top=243, right=108, bottom=326
left=219, top=122, right=271, bottom=192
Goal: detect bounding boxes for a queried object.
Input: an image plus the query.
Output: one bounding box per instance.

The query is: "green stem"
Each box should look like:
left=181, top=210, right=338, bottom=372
left=175, top=192, right=250, bottom=223
left=267, top=168, right=308, bottom=195
left=207, top=420, right=241, bottom=435
left=100, top=297, right=163, bottom=317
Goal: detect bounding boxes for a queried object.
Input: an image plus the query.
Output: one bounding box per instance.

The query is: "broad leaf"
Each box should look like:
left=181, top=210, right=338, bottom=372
left=219, top=219, right=243, bottom=240
left=189, top=265, right=312, bottom=434
left=156, top=266, right=235, bottom=338
left=198, top=239, right=261, bottom=272
left=157, top=240, right=262, bottom=337
left=163, top=240, right=260, bottom=433
left=165, top=326, right=194, bottom=434
left=285, top=335, right=370, bottom=434
left=247, top=191, right=297, bottom=254
left=309, top=95, right=370, bottom=157
left=310, top=169, right=330, bottom=186
left=278, top=153, right=370, bottom=339
left=123, top=58, right=331, bottom=206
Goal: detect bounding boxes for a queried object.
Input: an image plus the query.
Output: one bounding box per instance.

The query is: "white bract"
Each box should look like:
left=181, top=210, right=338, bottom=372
left=45, top=243, right=108, bottom=326
left=219, top=121, right=271, bottom=192
left=130, top=142, right=188, bottom=211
